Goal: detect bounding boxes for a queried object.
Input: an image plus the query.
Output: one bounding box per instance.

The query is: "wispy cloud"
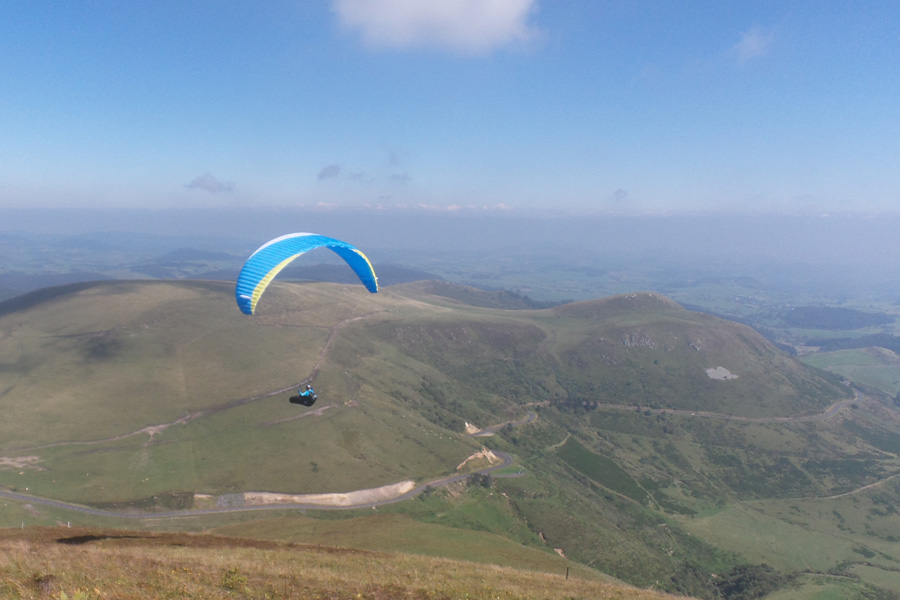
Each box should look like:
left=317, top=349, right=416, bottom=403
left=603, top=188, right=641, bottom=214
left=318, top=164, right=342, bottom=180
left=731, top=27, right=774, bottom=62
left=319, top=156, right=407, bottom=185
left=318, top=163, right=372, bottom=183
left=185, top=172, right=233, bottom=193
left=332, top=0, right=540, bottom=54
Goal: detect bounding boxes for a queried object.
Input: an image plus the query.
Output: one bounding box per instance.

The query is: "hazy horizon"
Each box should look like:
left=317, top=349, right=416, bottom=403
left=2, top=205, right=897, bottom=261
left=2, top=207, right=898, bottom=306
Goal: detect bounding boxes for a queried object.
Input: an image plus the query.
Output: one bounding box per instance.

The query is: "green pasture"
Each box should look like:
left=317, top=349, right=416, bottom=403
left=677, top=481, right=900, bottom=575
left=802, top=347, right=900, bottom=395
left=406, top=483, right=543, bottom=546
left=677, top=501, right=856, bottom=572
left=766, top=574, right=894, bottom=600
left=847, top=564, right=900, bottom=594
left=556, top=436, right=646, bottom=504
left=803, top=348, right=894, bottom=368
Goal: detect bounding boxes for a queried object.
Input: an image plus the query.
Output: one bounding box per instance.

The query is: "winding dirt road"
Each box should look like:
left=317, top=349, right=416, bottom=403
left=0, top=390, right=865, bottom=521
left=0, top=449, right=517, bottom=520
left=590, top=392, right=859, bottom=424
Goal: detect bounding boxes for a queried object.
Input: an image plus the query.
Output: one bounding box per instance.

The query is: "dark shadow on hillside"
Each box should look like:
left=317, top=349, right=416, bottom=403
left=421, top=280, right=570, bottom=309
left=0, top=281, right=104, bottom=318
left=57, top=534, right=148, bottom=545
left=0, top=279, right=235, bottom=318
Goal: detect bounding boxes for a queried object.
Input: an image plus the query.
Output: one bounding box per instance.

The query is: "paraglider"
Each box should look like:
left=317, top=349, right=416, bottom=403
left=234, top=232, right=378, bottom=315
left=290, top=384, right=318, bottom=407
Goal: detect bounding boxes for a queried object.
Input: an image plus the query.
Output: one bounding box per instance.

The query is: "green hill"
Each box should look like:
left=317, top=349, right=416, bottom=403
left=3, top=280, right=900, bottom=599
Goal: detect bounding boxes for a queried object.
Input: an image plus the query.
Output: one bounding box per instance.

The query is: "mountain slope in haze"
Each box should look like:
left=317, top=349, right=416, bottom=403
left=7, top=280, right=900, bottom=598
left=392, top=282, right=846, bottom=418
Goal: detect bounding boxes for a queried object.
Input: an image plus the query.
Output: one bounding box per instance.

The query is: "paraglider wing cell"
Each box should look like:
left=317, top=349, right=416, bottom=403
left=235, top=232, right=378, bottom=315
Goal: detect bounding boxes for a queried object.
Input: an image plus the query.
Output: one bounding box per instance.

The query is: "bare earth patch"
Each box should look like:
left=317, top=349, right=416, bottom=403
left=240, top=480, right=417, bottom=507
left=706, top=366, right=738, bottom=380
left=456, top=448, right=500, bottom=471
left=0, top=455, right=43, bottom=470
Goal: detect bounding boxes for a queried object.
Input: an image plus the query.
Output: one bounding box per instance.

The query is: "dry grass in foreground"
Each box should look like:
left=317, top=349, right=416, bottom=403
left=0, top=527, right=692, bottom=600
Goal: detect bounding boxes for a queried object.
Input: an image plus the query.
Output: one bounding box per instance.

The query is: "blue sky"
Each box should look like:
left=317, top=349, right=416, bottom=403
left=1, top=1, right=898, bottom=214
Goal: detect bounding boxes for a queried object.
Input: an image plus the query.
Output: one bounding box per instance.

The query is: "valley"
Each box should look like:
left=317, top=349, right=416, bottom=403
left=1, top=279, right=899, bottom=599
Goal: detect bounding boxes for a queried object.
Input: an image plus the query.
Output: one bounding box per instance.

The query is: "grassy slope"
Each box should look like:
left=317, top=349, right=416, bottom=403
left=0, top=281, right=484, bottom=503
left=210, top=511, right=608, bottom=580
left=0, top=526, right=689, bottom=600
left=546, top=293, right=847, bottom=418
left=8, top=280, right=900, bottom=598
left=390, top=286, right=900, bottom=597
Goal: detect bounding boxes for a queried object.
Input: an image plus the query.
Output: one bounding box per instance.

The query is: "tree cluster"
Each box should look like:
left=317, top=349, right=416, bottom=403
left=466, top=473, right=493, bottom=488
left=713, top=564, right=789, bottom=600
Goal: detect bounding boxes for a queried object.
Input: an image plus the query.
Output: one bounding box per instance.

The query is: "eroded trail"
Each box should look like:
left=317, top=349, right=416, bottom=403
left=808, top=472, right=900, bottom=501
left=305, top=312, right=380, bottom=381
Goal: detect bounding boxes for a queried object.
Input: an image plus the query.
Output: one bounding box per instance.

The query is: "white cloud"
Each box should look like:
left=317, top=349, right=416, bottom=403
left=731, top=27, right=774, bottom=62
left=332, top=0, right=540, bottom=54
left=185, top=172, right=233, bottom=193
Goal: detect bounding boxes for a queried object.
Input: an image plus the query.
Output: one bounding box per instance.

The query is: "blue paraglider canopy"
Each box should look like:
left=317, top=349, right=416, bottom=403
left=235, top=233, right=378, bottom=315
